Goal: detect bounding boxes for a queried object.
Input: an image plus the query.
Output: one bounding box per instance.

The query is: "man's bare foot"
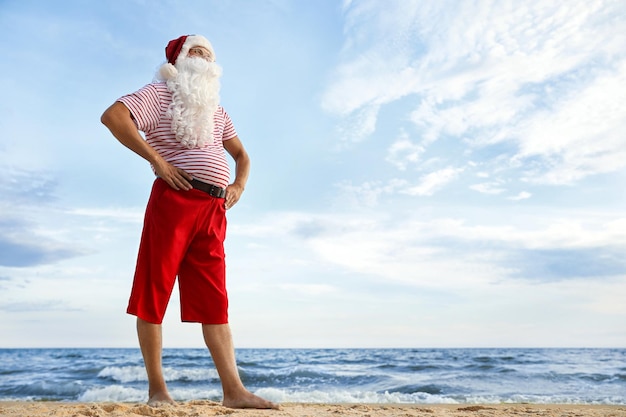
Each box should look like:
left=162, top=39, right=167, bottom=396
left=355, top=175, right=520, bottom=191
left=223, top=390, right=279, bottom=410
left=147, top=391, right=177, bottom=407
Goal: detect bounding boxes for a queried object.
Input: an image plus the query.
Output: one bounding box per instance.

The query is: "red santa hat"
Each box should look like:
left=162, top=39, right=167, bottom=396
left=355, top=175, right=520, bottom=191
left=158, top=34, right=215, bottom=80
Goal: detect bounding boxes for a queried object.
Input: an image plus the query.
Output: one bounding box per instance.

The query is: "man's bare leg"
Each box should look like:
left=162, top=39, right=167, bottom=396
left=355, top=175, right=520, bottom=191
left=202, top=323, right=278, bottom=409
left=137, top=318, right=176, bottom=406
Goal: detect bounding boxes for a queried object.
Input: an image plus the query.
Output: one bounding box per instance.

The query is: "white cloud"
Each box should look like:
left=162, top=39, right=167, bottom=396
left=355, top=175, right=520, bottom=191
left=509, top=191, right=532, bottom=201
left=278, top=283, right=336, bottom=295
left=333, top=180, right=389, bottom=207
left=335, top=104, right=380, bottom=143
left=231, top=207, right=626, bottom=294
left=515, top=62, right=626, bottom=184
left=402, top=167, right=464, bottom=196
left=385, top=132, right=424, bottom=170
left=334, top=166, right=466, bottom=204
left=470, top=181, right=506, bottom=195
left=323, top=0, right=626, bottom=187
left=66, top=207, right=144, bottom=223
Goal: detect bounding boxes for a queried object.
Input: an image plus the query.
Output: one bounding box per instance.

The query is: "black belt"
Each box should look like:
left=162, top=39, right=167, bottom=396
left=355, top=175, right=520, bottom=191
left=190, top=178, right=226, bottom=199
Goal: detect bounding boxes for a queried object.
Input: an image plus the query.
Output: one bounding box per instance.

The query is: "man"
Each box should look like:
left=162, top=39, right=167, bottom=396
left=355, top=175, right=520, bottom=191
left=101, top=34, right=277, bottom=410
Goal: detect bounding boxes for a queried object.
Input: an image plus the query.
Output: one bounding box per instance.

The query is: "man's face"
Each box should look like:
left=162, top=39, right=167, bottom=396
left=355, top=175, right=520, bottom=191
left=188, top=46, right=214, bottom=62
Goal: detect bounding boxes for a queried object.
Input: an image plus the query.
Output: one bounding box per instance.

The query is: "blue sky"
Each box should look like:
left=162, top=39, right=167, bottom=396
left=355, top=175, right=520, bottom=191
left=1, top=0, right=625, bottom=348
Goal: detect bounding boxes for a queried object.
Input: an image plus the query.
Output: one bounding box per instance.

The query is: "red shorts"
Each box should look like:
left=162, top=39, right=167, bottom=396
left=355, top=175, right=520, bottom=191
left=127, top=178, right=228, bottom=324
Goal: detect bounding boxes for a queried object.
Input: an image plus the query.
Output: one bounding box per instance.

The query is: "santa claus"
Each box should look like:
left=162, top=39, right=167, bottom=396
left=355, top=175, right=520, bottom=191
left=100, top=35, right=277, bottom=410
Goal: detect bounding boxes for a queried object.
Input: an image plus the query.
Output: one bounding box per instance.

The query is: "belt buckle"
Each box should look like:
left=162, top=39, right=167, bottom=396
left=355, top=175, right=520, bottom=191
left=209, top=184, right=225, bottom=199
left=191, top=178, right=225, bottom=199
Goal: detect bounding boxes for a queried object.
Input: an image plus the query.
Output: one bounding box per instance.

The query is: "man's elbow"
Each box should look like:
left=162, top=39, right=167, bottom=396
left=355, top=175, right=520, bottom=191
left=100, top=111, right=111, bottom=127
left=101, top=102, right=127, bottom=128
left=100, top=105, right=115, bottom=127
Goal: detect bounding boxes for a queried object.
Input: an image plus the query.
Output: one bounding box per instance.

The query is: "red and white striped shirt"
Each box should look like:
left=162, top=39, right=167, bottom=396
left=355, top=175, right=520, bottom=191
left=117, top=82, right=237, bottom=188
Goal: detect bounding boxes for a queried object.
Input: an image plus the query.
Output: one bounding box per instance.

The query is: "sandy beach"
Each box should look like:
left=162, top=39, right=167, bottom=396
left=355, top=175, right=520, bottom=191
left=1, top=401, right=625, bottom=417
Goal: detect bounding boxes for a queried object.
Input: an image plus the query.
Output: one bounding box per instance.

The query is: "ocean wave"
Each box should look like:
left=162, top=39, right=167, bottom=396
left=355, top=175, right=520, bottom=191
left=253, top=388, right=459, bottom=404
left=239, top=367, right=390, bottom=389
left=1, top=380, right=85, bottom=400
left=388, top=384, right=444, bottom=395
left=78, top=385, right=224, bottom=403
left=97, top=366, right=219, bottom=383
left=253, top=388, right=626, bottom=405
left=78, top=385, right=146, bottom=402
left=97, top=366, right=146, bottom=383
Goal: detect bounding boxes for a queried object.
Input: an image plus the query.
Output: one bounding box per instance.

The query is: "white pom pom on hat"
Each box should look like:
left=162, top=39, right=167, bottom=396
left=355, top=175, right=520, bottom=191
left=158, top=62, right=178, bottom=80
left=157, top=34, right=215, bottom=80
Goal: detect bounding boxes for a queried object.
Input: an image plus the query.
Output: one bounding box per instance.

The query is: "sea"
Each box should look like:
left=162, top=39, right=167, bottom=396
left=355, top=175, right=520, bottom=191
left=0, top=348, right=624, bottom=405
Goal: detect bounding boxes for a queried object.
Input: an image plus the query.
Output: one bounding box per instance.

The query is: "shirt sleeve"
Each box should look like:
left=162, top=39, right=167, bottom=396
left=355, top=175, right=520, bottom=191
left=117, top=84, right=163, bottom=133
left=221, top=108, right=238, bottom=141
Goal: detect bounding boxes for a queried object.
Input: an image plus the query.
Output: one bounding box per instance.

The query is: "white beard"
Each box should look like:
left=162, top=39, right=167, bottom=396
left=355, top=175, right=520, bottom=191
left=166, top=57, right=222, bottom=148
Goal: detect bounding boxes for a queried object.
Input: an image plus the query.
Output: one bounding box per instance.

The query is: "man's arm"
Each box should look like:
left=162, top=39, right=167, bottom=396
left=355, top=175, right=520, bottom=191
left=223, top=136, right=250, bottom=210
left=100, top=101, right=192, bottom=190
